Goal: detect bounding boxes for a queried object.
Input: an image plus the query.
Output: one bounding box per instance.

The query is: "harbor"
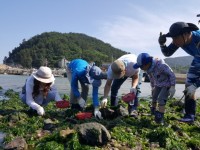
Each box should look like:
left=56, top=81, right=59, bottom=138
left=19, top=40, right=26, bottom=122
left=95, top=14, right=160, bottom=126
left=0, top=64, right=65, bottom=77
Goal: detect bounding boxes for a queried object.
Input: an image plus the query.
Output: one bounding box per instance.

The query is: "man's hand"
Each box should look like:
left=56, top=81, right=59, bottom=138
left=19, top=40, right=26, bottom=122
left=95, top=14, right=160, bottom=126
left=168, top=86, right=176, bottom=98
left=158, top=32, right=166, bottom=45
left=185, top=84, right=197, bottom=97
left=78, top=97, right=86, bottom=108
left=101, top=98, right=108, bottom=108
left=37, top=107, right=45, bottom=116
left=94, top=107, right=103, bottom=119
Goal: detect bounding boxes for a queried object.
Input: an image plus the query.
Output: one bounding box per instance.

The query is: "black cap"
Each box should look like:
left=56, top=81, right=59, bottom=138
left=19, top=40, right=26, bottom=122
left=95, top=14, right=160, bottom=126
left=165, top=22, right=199, bottom=37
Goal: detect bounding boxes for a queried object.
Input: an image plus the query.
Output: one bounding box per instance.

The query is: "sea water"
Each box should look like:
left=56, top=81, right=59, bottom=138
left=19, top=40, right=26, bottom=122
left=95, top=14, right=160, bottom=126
left=1, top=74, right=200, bottom=99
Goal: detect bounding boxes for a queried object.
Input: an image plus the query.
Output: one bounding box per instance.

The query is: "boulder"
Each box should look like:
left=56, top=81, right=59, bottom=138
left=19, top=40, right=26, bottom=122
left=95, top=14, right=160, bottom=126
left=75, top=122, right=111, bottom=146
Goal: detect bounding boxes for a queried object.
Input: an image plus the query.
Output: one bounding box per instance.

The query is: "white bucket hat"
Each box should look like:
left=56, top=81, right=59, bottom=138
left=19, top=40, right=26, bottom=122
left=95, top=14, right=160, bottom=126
left=32, top=66, right=55, bottom=83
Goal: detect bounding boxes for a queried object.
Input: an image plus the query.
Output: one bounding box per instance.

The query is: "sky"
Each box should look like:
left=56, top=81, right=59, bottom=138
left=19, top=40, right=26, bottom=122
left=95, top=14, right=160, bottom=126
left=0, top=0, right=200, bottom=64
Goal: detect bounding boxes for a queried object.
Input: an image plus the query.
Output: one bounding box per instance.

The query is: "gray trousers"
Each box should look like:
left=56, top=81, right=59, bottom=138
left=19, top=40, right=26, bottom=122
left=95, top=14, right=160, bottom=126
left=152, top=86, right=169, bottom=106
left=66, top=68, right=89, bottom=104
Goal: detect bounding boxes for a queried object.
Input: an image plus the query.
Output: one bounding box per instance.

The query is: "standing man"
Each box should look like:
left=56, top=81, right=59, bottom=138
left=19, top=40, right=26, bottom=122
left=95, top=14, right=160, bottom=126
left=101, top=54, right=141, bottom=116
left=66, top=59, right=107, bottom=119
left=158, top=21, right=200, bottom=123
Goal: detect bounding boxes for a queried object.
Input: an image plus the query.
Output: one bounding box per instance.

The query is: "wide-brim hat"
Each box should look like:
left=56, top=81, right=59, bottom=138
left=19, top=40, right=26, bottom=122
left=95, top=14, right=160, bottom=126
left=165, top=22, right=199, bottom=37
left=32, top=66, right=55, bottom=83
left=111, top=60, right=126, bottom=79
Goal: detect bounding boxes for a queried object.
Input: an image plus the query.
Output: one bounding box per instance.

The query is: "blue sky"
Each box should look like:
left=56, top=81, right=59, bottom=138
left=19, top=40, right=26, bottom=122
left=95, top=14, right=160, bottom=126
left=0, top=0, right=200, bottom=64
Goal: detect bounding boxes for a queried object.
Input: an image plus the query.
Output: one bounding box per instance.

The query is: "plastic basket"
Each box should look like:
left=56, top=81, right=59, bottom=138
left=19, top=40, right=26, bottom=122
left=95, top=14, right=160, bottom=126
left=122, top=93, right=135, bottom=103
left=56, top=100, right=70, bottom=108
left=75, top=112, right=93, bottom=120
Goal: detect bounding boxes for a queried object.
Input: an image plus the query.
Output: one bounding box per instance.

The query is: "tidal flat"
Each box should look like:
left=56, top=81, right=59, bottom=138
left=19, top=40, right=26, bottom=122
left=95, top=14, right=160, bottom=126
left=0, top=89, right=200, bottom=150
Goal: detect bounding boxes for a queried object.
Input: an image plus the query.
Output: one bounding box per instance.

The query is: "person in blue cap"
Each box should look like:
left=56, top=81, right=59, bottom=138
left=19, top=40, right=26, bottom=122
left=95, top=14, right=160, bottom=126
left=66, top=59, right=107, bottom=119
left=134, top=53, right=176, bottom=124
left=158, top=21, right=200, bottom=123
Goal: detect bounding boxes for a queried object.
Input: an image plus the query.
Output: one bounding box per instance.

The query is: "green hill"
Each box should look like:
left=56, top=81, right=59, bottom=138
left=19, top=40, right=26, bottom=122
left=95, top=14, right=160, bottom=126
left=4, top=32, right=127, bottom=68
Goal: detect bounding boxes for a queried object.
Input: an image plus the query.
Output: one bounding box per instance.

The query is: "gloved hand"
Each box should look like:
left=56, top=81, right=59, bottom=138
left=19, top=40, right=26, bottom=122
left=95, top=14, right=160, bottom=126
left=158, top=32, right=166, bottom=45
left=130, top=87, right=137, bottom=94
left=94, top=107, right=103, bottom=119
left=185, top=84, right=197, bottom=97
left=101, top=98, right=108, bottom=108
left=78, top=97, right=86, bottom=108
left=168, top=86, right=176, bottom=98
left=37, top=106, right=45, bottom=116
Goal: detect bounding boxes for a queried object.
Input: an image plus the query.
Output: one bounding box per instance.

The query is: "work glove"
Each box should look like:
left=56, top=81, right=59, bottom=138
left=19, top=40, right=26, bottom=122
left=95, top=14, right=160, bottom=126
left=130, top=87, right=137, bottom=94
left=37, top=106, right=45, bottom=116
left=185, top=84, right=197, bottom=97
left=168, top=86, right=176, bottom=99
left=101, top=98, right=108, bottom=108
left=94, top=107, right=103, bottom=119
left=78, top=97, right=86, bottom=108
left=158, top=32, right=166, bottom=45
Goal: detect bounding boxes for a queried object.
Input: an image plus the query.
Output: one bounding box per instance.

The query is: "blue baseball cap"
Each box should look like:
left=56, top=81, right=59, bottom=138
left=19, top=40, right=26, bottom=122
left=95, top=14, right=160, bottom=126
left=133, top=53, right=153, bottom=69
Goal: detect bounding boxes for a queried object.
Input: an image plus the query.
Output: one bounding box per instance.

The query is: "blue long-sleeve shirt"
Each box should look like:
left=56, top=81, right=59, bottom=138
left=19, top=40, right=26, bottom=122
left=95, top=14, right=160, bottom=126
left=68, top=59, right=100, bottom=107
left=160, top=30, right=200, bottom=86
left=161, top=30, right=200, bottom=58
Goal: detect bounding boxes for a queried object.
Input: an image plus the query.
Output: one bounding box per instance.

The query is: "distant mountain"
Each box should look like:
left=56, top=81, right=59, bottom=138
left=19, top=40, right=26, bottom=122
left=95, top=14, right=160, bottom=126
left=164, top=56, right=193, bottom=67
left=4, top=32, right=127, bottom=68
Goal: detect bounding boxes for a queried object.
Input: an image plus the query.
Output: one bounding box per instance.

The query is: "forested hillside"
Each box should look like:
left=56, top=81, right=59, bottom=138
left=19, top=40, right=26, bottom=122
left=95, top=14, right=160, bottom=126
left=164, top=56, right=193, bottom=73
left=4, top=32, right=127, bottom=68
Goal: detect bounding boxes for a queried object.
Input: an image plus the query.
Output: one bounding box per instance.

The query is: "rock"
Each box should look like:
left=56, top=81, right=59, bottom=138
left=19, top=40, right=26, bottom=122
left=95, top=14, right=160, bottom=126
left=59, top=128, right=75, bottom=138
left=0, top=132, right=6, bottom=147
left=8, top=112, right=28, bottom=123
left=100, top=108, right=117, bottom=119
left=43, top=118, right=57, bottom=131
left=75, top=122, right=111, bottom=146
left=44, top=118, right=56, bottom=124
left=116, top=105, right=129, bottom=117
left=4, top=137, right=27, bottom=150
left=36, top=130, right=51, bottom=138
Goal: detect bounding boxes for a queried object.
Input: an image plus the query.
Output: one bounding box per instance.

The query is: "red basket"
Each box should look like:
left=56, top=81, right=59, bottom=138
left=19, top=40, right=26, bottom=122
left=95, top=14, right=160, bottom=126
left=56, top=100, right=70, bottom=108
left=122, top=93, right=135, bottom=103
left=75, top=112, right=93, bottom=120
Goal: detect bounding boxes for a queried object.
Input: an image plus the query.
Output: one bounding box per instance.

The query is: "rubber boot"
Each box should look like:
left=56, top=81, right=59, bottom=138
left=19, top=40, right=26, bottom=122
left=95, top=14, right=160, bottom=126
left=179, top=99, right=196, bottom=123
left=150, top=107, right=156, bottom=115
left=155, top=111, right=164, bottom=124
left=128, top=104, right=138, bottom=118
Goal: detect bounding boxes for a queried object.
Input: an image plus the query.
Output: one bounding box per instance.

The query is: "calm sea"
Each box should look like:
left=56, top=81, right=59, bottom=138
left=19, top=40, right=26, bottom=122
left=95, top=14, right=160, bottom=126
left=0, top=74, right=200, bottom=99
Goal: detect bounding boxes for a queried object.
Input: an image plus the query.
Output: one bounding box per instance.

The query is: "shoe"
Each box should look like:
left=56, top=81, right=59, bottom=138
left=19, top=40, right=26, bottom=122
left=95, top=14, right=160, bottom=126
left=179, top=114, right=195, bottom=123
left=129, top=110, right=138, bottom=118
left=150, top=107, right=156, bottom=115
left=128, top=104, right=137, bottom=114
left=155, top=111, right=164, bottom=124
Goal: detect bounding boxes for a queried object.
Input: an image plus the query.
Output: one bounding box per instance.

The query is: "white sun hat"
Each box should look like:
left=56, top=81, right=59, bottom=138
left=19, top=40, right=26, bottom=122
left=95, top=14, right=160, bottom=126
left=32, top=66, right=55, bottom=83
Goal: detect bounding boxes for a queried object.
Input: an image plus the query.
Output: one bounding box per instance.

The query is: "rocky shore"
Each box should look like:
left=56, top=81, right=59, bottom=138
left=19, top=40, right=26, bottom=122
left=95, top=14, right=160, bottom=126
left=0, top=88, right=200, bottom=149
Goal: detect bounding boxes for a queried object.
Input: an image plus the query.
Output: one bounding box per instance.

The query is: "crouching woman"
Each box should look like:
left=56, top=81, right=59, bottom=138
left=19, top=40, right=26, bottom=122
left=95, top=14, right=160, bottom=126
left=20, top=66, right=62, bottom=116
